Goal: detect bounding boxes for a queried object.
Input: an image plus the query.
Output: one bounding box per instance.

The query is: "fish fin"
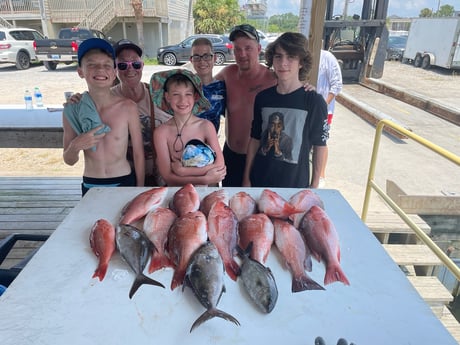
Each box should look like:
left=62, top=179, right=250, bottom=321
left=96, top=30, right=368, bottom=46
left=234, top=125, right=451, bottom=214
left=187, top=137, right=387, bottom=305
left=92, top=263, right=108, bottom=281
left=148, top=254, right=174, bottom=274
left=225, top=260, right=241, bottom=281
left=292, top=274, right=325, bottom=292
left=324, top=264, right=350, bottom=286
left=129, top=273, right=165, bottom=299
left=190, top=308, right=240, bottom=333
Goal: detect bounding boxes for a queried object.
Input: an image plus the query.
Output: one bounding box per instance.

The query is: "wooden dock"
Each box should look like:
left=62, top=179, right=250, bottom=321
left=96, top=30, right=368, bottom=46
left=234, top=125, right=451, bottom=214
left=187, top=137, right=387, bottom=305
left=0, top=177, right=81, bottom=267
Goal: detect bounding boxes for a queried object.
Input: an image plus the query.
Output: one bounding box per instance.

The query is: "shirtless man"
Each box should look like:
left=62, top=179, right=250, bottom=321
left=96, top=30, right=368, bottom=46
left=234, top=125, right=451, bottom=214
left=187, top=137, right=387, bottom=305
left=62, top=38, right=145, bottom=196
left=215, top=24, right=277, bottom=186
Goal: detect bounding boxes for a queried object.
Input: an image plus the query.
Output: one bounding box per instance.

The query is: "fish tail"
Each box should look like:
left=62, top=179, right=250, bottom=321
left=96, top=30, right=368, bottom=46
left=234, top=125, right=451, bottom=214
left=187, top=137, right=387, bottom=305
left=190, top=308, right=240, bottom=333
left=148, top=254, right=174, bottom=274
left=324, top=263, right=350, bottom=286
left=284, top=203, right=304, bottom=216
left=129, top=273, right=165, bottom=299
left=92, top=262, right=108, bottom=281
left=225, top=260, right=241, bottom=281
left=292, top=274, right=325, bottom=292
left=170, top=269, right=185, bottom=291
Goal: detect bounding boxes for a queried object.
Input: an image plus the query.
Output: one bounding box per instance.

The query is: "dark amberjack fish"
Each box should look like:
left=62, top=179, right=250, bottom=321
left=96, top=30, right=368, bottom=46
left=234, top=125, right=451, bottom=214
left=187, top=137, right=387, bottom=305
left=116, top=224, right=165, bottom=298
left=89, top=218, right=116, bottom=281
left=258, top=189, right=303, bottom=220
left=168, top=211, right=208, bottom=290
left=273, top=219, right=324, bottom=292
left=170, top=183, right=200, bottom=216
left=185, top=241, right=240, bottom=332
left=207, top=201, right=240, bottom=281
left=143, top=207, right=177, bottom=274
left=119, top=187, right=168, bottom=225
left=238, top=243, right=278, bottom=313
left=300, top=206, right=350, bottom=286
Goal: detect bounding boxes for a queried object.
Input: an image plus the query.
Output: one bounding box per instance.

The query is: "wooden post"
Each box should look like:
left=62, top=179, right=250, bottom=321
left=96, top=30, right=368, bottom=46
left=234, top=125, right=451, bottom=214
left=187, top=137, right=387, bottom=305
left=298, top=0, right=327, bottom=86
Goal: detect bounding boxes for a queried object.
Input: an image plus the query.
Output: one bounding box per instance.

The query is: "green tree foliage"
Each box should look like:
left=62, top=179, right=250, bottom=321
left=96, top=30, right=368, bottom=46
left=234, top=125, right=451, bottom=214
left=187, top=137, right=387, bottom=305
left=420, top=4, right=455, bottom=17
left=419, top=8, right=433, bottom=17
left=268, top=13, right=299, bottom=32
left=436, top=4, right=455, bottom=17
left=193, top=0, right=244, bottom=34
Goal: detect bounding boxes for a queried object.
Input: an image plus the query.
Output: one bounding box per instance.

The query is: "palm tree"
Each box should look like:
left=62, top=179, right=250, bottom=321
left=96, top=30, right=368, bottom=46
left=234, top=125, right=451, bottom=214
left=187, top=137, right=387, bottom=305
left=131, top=0, right=144, bottom=53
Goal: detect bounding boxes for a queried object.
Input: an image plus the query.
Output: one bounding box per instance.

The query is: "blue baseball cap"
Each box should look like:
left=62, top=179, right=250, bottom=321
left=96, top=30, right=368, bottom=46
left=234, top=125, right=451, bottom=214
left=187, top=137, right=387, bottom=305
left=77, top=38, right=115, bottom=66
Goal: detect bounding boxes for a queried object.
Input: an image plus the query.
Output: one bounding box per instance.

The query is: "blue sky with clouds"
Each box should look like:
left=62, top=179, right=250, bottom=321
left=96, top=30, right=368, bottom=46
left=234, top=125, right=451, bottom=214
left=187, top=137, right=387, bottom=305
left=242, top=0, right=455, bottom=18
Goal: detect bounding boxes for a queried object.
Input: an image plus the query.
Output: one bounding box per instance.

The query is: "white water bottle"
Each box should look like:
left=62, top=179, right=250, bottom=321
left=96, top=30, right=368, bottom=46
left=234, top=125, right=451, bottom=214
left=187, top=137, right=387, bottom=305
left=34, top=87, right=44, bottom=107
left=24, top=90, right=33, bottom=110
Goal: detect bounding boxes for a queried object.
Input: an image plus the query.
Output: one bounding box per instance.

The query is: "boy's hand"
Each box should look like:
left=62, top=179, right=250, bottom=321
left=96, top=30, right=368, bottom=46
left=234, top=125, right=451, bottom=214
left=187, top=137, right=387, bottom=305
left=303, top=82, right=316, bottom=92
left=71, top=125, right=106, bottom=151
left=206, top=165, right=226, bottom=184
left=63, top=92, right=82, bottom=107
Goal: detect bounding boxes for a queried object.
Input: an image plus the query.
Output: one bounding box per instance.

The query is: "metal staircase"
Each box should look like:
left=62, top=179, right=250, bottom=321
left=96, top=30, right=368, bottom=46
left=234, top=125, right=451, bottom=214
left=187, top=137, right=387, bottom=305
left=0, top=16, right=13, bottom=28
left=77, top=0, right=118, bottom=32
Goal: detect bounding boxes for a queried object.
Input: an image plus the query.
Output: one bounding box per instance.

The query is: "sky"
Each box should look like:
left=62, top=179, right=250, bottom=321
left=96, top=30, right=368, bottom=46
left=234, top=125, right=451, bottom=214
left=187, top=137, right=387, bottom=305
left=241, top=0, right=455, bottom=18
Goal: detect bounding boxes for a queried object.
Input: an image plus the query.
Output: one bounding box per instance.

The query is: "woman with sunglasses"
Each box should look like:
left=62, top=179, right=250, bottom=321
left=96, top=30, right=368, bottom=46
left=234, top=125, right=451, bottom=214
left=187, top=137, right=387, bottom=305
left=111, top=39, right=162, bottom=186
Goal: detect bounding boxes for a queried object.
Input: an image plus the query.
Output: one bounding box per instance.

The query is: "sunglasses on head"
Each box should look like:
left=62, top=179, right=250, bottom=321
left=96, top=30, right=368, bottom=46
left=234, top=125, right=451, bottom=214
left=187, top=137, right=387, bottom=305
left=117, top=61, right=143, bottom=70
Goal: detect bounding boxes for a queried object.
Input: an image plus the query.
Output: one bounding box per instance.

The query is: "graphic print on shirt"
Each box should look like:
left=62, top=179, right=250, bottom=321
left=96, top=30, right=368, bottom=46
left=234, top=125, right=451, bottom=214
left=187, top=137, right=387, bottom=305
left=257, top=106, right=308, bottom=164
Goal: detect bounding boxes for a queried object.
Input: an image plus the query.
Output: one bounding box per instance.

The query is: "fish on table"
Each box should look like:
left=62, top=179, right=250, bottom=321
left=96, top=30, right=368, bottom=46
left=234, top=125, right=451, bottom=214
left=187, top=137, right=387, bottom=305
left=229, top=191, right=258, bottom=221
left=89, top=218, right=116, bottom=281
left=119, top=186, right=168, bottom=225
left=167, top=210, right=208, bottom=290
left=184, top=241, right=240, bottom=332
left=238, top=213, right=274, bottom=265
left=273, top=219, right=324, bottom=292
left=142, top=207, right=177, bottom=274
left=258, top=189, right=302, bottom=220
left=170, top=183, right=200, bottom=217
left=207, top=201, right=240, bottom=281
left=238, top=243, right=278, bottom=313
left=288, top=189, right=324, bottom=229
left=299, top=206, right=350, bottom=286
left=200, top=189, right=229, bottom=217
left=116, top=224, right=165, bottom=298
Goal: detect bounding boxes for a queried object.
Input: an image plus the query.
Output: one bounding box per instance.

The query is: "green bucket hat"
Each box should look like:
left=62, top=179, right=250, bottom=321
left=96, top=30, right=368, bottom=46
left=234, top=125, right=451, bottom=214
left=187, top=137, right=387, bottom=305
left=150, top=68, right=211, bottom=116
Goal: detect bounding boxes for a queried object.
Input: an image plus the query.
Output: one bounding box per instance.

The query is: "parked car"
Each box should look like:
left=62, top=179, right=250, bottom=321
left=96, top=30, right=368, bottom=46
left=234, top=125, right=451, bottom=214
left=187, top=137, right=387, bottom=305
left=386, top=35, right=408, bottom=61
left=0, top=27, right=44, bottom=69
left=157, top=34, right=234, bottom=66
left=34, top=27, right=111, bottom=71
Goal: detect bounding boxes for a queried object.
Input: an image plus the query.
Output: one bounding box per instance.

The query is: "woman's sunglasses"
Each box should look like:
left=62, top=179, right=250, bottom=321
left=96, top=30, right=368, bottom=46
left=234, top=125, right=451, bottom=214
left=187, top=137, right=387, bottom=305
left=117, top=61, right=143, bottom=70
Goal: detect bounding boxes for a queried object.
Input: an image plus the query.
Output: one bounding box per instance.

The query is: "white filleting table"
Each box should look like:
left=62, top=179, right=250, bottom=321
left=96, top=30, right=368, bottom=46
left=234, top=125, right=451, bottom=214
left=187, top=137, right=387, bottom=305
left=0, top=187, right=456, bottom=345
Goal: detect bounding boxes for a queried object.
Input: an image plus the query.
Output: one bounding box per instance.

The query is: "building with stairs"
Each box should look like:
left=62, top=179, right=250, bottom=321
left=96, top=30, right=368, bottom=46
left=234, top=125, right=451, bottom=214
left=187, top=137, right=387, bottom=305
left=0, top=0, right=193, bottom=58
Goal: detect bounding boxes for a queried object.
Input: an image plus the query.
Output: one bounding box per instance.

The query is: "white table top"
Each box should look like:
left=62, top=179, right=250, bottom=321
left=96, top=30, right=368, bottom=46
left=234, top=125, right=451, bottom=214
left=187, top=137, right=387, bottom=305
left=0, top=187, right=455, bottom=345
left=0, top=104, right=63, bottom=128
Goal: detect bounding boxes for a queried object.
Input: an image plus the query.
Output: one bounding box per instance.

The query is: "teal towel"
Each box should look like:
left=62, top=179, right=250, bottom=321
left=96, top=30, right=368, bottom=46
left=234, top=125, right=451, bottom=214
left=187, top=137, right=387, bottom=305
left=63, top=91, right=111, bottom=151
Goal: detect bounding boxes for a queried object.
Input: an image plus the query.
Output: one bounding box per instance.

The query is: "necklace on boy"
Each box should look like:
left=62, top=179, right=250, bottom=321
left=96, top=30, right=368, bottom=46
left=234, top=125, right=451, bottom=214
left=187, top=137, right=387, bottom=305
left=173, top=113, right=193, bottom=153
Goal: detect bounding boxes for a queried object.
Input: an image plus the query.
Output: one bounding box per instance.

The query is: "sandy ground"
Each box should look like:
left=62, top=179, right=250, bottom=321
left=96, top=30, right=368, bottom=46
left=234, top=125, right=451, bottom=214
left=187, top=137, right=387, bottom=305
left=0, top=61, right=458, bottom=178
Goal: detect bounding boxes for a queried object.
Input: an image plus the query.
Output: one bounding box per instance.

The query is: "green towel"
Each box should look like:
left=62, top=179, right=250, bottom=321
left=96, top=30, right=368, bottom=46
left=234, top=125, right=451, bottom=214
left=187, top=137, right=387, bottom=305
left=63, top=92, right=111, bottom=151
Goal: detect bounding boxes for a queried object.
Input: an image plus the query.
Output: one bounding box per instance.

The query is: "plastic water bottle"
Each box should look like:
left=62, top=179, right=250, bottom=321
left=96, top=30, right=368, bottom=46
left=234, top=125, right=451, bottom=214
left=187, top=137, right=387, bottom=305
left=24, top=90, right=33, bottom=110
left=34, top=87, right=44, bottom=107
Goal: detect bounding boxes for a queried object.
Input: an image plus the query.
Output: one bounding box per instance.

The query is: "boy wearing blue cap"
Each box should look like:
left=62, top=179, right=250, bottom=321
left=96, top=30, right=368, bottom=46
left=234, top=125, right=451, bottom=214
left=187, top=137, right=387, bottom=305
left=62, top=38, right=145, bottom=196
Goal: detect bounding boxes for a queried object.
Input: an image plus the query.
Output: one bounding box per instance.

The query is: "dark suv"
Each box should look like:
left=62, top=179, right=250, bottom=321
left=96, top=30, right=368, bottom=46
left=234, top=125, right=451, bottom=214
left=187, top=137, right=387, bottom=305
left=157, top=34, right=234, bottom=66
